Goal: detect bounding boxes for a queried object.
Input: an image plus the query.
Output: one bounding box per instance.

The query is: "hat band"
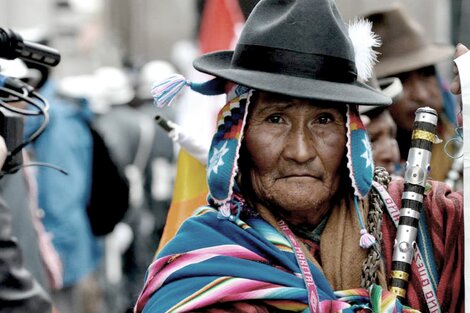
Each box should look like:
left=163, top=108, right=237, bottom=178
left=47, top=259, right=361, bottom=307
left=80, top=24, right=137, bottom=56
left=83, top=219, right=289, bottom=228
left=232, top=44, right=357, bottom=83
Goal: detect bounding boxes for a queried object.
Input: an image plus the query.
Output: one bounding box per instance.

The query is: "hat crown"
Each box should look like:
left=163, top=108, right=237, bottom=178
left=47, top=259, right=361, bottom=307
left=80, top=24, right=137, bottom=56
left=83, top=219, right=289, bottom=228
left=231, top=0, right=357, bottom=83
left=366, top=4, right=453, bottom=77
left=369, top=5, right=427, bottom=57
left=239, top=0, right=353, bottom=58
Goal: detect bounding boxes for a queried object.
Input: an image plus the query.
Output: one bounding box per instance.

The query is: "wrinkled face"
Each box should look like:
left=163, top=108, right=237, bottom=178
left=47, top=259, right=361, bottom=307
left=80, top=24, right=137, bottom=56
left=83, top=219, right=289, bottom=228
left=390, top=66, right=443, bottom=132
left=366, top=110, right=400, bottom=174
left=242, top=92, right=346, bottom=226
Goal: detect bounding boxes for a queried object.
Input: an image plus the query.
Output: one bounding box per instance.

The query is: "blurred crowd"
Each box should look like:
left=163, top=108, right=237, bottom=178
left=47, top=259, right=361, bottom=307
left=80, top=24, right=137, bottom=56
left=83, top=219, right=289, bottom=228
left=0, top=1, right=465, bottom=313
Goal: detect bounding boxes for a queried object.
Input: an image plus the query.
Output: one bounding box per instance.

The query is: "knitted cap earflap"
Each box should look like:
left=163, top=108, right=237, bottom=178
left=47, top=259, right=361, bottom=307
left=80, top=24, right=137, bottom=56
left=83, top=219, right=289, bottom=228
left=346, top=104, right=376, bottom=248
left=206, top=85, right=252, bottom=209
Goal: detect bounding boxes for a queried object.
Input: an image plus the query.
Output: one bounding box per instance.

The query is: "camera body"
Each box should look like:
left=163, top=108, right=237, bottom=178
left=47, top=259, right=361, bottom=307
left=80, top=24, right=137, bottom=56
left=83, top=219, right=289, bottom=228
left=0, top=107, right=23, bottom=171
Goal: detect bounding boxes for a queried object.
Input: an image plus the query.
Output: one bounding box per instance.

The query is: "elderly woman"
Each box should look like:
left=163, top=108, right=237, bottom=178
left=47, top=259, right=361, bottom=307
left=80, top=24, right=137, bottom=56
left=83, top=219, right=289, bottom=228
left=134, top=0, right=463, bottom=312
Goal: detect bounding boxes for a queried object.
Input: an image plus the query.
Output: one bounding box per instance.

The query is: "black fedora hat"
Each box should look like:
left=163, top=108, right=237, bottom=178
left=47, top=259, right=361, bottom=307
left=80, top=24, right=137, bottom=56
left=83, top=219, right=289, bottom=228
left=193, top=0, right=391, bottom=106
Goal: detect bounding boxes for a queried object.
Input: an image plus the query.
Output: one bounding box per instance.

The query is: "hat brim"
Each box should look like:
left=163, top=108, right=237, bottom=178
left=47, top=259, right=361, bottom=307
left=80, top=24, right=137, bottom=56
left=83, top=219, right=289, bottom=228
left=194, top=51, right=391, bottom=106
left=378, top=77, right=403, bottom=102
left=359, top=77, right=403, bottom=114
left=375, top=44, right=454, bottom=78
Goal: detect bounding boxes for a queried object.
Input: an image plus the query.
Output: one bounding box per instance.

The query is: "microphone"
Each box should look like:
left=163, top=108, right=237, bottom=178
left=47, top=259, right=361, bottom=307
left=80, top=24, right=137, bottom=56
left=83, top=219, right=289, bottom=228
left=0, top=28, right=60, bottom=67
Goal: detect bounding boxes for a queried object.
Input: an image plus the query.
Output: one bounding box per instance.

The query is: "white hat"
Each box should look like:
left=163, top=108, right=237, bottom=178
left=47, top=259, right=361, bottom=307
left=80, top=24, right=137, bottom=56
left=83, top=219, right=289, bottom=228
left=94, top=66, right=135, bottom=106
left=57, top=74, right=105, bottom=112
left=359, top=77, right=403, bottom=114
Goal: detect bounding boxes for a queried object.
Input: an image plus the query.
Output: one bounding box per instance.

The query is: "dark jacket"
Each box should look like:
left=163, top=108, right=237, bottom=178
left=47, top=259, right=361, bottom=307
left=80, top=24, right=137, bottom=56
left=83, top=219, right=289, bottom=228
left=0, top=196, right=52, bottom=313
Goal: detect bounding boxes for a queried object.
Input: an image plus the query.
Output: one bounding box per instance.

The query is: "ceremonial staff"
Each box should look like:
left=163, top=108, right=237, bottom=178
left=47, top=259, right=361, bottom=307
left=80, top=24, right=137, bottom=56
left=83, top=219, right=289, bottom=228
left=390, top=107, right=438, bottom=300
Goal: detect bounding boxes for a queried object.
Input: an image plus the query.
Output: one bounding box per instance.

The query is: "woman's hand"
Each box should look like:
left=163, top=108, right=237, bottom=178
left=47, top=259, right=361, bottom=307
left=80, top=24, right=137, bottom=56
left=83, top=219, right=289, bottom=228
left=450, top=43, right=469, bottom=95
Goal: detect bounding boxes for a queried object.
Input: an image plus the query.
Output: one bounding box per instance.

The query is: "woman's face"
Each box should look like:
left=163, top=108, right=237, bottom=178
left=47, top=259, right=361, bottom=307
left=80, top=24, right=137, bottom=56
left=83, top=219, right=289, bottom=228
left=243, top=92, right=346, bottom=225
left=366, top=110, right=400, bottom=174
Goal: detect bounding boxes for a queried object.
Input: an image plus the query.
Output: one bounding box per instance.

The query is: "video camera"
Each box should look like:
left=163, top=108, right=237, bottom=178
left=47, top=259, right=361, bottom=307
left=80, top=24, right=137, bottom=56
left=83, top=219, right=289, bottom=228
left=0, top=28, right=60, bottom=173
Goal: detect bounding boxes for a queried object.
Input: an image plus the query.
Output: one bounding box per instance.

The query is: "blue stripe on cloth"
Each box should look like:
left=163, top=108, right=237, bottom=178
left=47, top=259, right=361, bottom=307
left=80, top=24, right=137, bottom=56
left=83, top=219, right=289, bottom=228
left=144, top=208, right=337, bottom=312
left=416, top=209, right=440, bottom=292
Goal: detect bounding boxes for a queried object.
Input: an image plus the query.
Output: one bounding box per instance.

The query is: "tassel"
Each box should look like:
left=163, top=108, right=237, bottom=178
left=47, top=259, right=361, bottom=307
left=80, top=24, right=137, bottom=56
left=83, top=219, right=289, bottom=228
left=217, top=202, right=231, bottom=220
left=354, top=196, right=376, bottom=249
left=360, top=228, right=376, bottom=249
left=151, top=74, right=189, bottom=108
left=151, top=75, right=227, bottom=108
left=216, top=200, right=242, bottom=222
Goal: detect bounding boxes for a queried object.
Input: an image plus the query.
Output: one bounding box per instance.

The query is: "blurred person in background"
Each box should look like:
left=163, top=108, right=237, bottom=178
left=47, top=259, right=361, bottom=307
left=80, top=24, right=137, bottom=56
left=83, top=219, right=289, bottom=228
left=86, top=65, right=174, bottom=313
left=133, top=60, right=177, bottom=252
left=134, top=61, right=178, bottom=230
left=359, top=76, right=403, bottom=177
left=365, top=4, right=462, bottom=185
left=134, top=60, right=179, bottom=122
left=23, top=62, right=105, bottom=313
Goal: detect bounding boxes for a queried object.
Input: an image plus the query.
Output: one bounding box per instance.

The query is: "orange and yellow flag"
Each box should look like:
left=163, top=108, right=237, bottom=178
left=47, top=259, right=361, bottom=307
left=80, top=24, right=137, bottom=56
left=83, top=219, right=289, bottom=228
left=157, top=149, right=208, bottom=251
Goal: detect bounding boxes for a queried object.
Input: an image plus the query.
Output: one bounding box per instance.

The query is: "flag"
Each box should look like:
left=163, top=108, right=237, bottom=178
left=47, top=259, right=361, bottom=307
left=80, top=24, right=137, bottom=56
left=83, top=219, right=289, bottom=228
left=157, top=149, right=208, bottom=250
left=198, top=0, right=245, bottom=54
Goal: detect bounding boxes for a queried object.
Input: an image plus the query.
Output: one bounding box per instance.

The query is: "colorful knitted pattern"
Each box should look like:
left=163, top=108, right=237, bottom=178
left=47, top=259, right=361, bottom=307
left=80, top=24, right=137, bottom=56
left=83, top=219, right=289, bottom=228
left=346, top=105, right=374, bottom=198
left=206, top=86, right=251, bottom=205
left=134, top=202, right=420, bottom=312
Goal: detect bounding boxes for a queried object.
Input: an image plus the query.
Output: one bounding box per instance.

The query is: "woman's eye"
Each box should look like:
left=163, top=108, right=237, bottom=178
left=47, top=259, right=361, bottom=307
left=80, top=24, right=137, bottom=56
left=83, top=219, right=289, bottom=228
left=316, top=113, right=334, bottom=124
left=266, top=115, right=283, bottom=124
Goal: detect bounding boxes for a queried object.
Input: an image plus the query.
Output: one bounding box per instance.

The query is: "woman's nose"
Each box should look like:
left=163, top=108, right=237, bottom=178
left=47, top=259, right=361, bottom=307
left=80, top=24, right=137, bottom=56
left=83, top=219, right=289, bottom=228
left=283, top=125, right=316, bottom=163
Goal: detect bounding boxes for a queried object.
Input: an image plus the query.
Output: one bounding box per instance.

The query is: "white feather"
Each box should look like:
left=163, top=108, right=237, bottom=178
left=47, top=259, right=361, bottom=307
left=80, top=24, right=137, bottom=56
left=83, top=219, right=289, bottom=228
left=348, top=18, right=381, bottom=82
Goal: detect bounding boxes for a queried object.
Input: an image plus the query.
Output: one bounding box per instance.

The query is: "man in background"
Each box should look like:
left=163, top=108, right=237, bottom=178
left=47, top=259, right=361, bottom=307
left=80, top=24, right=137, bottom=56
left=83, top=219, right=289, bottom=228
left=366, top=4, right=461, bottom=183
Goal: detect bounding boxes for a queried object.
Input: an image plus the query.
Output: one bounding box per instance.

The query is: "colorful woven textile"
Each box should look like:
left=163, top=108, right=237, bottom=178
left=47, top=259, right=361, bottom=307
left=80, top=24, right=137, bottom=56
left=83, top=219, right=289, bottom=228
left=206, top=86, right=251, bottom=204
left=134, top=205, right=419, bottom=313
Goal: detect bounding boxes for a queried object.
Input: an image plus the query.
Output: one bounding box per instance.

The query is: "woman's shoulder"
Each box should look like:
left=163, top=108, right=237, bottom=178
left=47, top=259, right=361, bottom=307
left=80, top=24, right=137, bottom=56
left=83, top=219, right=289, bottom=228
left=157, top=206, right=253, bottom=256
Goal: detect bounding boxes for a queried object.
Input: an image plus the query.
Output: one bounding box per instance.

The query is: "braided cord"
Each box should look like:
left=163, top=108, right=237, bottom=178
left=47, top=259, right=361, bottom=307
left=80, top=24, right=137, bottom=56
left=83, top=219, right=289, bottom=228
left=360, top=167, right=390, bottom=288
